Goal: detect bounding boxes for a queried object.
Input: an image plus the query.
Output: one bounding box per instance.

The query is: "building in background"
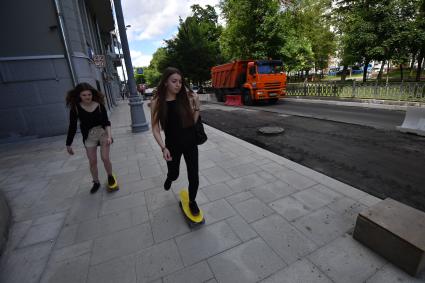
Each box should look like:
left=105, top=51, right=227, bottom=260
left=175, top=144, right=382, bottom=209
left=0, top=0, right=123, bottom=140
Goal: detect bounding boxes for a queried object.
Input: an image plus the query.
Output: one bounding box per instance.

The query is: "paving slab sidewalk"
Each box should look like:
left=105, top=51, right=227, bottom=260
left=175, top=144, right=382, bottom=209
left=0, top=101, right=423, bottom=283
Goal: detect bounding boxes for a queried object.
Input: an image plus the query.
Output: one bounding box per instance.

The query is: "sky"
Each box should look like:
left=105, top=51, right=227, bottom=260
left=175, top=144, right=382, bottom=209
left=121, top=0, right=221, bottom=68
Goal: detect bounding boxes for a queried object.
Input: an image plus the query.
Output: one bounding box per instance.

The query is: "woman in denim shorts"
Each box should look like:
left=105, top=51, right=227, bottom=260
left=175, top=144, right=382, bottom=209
left=65, top=83, right=118, bottom=193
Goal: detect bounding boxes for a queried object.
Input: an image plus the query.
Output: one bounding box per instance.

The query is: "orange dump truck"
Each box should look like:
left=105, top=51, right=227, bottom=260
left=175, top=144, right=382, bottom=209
left=211, top=60, right=287, bottom=105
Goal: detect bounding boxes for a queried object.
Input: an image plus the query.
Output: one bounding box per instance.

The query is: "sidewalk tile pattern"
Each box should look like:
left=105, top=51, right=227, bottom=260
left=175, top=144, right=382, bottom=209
left=1, top=101, right=424, bottom=283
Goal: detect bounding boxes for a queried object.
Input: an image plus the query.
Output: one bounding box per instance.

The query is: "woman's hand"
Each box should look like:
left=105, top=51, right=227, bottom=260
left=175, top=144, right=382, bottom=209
left=190, top=91, right=200, bottom=110
left=106, top=136, right=113, bottom=145
left=66, top=146, right=74, bottom=155
left=162, top=147, right=172, bottom=161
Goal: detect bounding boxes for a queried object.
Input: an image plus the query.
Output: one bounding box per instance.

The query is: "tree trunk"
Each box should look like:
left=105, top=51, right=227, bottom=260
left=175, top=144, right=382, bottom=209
left=416, top=48, right=424, bottom=82
left=341, top=65, right=348, bottom=81
left=410, top=52, right=416, bottom=77
left=363, top=61, right=369, bottom=82
left=377, top=60, right=385, bottom=82
left=400, top=64, right=404, bottom=81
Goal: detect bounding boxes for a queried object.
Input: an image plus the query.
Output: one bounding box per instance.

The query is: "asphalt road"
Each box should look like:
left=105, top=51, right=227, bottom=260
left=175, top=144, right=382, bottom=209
left=201, top=102, right=425, bottom=212
left=247, top=99, right=406, bottom=130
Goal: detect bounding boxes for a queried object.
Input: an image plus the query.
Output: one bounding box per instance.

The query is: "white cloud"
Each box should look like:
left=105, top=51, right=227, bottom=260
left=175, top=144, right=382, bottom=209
left=153, top=40, right=167, bottom=48
left=122, top=0, right=220, bottom=42
left=130, top=50, right=152, bottom=67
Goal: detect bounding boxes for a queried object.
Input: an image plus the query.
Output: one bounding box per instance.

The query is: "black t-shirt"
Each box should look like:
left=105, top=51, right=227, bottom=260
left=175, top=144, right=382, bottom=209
left=66, top=103, right=111, bottom=146
left=163, top=100, right=196, bottom=149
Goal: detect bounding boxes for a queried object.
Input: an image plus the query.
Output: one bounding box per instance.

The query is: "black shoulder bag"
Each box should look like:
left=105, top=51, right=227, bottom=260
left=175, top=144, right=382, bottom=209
left=195, top=116, right=207, bottom=145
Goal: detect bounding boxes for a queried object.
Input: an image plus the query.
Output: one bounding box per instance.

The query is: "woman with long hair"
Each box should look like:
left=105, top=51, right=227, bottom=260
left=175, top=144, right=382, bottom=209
left=65, top=82, right=118, bottom=193
left=151, top=67, right=201, bottom=215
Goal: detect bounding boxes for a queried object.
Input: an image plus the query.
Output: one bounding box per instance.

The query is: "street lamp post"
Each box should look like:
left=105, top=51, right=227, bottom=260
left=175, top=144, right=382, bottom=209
left=113, top=0, right=149, bottom=133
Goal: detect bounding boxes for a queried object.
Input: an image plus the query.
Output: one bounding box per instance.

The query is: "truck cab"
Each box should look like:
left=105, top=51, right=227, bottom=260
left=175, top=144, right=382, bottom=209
left=211, top=59, right=287, bottom=105
left=243, top=60, right=286, bottom=105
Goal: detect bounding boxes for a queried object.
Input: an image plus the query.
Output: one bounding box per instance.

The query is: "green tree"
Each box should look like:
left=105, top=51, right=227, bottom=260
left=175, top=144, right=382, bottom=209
left=413, top=0, right=425, bottom=81
left=219, top=0, right=283, bottom=60
left=164, top=5, right=222, bottom=84
left=334, top=0, right=423, bottom=81
left=143, top=47, right=169, bottom=86
left=280, top=0, right=336, bottom=74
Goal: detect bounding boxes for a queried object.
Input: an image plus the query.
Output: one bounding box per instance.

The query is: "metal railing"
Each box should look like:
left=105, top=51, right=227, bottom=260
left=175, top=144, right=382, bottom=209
left=286, top=81, right=425, bottom=102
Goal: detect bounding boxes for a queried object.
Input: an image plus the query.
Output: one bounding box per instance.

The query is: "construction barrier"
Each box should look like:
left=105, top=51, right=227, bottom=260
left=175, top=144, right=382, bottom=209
left=396, top=107, right=425, bottom=136
left=225, top=95, right=243, bottom=106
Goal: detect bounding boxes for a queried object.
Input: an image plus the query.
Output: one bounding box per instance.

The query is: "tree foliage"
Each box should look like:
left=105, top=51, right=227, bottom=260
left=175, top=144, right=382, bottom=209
left=279, top=0, right=336, bottom=73
left=142, top=0, right=424, bottom=82
left=219, top=0, right=283, bottom=60
left=334, top=0, right=424, bottom=81
left=139, top=47, right=168, bottom=87
left=162, top=5, right=222, bottom=84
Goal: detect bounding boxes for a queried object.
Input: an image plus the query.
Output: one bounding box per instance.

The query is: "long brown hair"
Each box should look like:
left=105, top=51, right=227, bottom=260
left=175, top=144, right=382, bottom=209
left=152, top=67, right=194, bottom=129
left=65, top=82, right=105, bottom=108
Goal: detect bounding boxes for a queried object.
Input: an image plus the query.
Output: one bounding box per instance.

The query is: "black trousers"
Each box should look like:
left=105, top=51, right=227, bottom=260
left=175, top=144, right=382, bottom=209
left=166, top=144, right=199, bottom=202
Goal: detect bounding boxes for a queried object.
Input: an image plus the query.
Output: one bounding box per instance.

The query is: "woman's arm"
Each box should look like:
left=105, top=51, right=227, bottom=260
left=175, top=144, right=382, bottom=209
left=151, top=99, right=172, bottom=161
left=191, top=92, right=200, bottom=122
left=100, top=104, right=113, bottom=144
left=66, top=107, right=78, bottom=154
left=66, top=107, right=78, bottom=146
left=105, top=125, right=112, bottom=145
left=100, top=103, right=111, bottom=127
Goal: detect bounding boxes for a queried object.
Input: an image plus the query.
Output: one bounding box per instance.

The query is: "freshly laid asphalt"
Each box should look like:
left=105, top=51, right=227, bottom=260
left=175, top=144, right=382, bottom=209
left=0, top=98, right=424, bottom=283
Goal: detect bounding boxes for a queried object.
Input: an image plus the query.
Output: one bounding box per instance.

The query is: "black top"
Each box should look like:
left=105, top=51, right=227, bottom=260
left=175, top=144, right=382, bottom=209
left=66, top=103, right=111, bottom=146
left=164, top=100, right=196, bottom=148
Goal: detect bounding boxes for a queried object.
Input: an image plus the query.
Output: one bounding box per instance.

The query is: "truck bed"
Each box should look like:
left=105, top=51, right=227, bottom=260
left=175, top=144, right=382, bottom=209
left=211, top=60, right=249, bottom=89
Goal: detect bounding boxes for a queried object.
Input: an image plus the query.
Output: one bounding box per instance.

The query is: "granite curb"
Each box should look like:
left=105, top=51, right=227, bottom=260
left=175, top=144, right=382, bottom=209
left=0, top=190, right=10, bottom=256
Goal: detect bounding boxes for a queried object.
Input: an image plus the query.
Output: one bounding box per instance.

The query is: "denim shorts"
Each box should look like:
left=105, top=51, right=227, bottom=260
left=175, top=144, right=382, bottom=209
left=85, top=126, right=107, bottom=147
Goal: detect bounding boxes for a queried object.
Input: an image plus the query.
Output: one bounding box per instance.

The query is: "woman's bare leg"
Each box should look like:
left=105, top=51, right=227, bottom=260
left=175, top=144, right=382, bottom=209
left=85, top=146, right=99, bottom=181
left=100, top=144, right=113, bottom=175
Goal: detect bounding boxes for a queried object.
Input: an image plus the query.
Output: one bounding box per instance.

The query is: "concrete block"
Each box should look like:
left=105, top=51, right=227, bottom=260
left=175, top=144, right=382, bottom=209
left=353, top=198, right=425, bottom=276
left=397, top=107, right=425, bottom=136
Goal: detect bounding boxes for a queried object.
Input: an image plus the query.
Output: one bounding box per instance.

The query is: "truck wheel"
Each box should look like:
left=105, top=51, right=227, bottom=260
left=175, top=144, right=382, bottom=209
left=218, top=90, right=225, bottom=102
left=243, top=90, right=253, bottom=106
left=214, top=89, right=224, bottom=102
left=269, top=98, right=278, bottom=104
